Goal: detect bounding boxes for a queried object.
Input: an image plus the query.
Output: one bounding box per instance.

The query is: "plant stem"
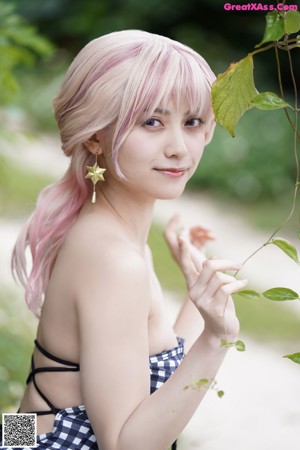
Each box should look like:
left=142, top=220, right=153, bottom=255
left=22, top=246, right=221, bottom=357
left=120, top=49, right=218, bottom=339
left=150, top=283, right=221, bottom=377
left=250, top=42, right=276, bottom=56
left=235, top=37, right=299, bottom=274
left=275, top=46, right=300, bottom=142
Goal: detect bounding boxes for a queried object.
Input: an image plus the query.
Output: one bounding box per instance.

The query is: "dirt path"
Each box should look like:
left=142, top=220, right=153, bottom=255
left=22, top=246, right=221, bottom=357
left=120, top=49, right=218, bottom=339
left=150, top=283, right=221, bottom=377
left=154, top=195, right=300, bottom=450
left=1, top=132, right=300, bottom=449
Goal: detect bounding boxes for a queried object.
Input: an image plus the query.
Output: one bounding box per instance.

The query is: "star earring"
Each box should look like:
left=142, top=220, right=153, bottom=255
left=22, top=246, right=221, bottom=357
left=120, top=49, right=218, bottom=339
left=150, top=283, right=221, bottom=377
left=85, top=152, right=106, bottom=203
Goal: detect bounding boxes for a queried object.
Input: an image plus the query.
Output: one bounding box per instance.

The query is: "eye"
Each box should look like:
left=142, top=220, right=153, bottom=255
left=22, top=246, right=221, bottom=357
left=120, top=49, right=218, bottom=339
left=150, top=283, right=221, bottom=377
left=185, top=118, right=204, bottom=127
left=143, top=118, right=163, bottom=128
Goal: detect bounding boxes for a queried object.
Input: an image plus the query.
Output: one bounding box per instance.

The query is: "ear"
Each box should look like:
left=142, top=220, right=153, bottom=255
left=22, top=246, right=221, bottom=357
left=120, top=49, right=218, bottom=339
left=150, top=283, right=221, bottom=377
left=83, top=131, right=104, bottom=155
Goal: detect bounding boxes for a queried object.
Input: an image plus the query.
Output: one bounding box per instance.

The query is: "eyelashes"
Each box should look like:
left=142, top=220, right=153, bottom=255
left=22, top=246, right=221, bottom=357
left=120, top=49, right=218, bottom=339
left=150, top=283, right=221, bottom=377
left=185, top=118, right=204, bottom=127
left=143, top=118, right=162, bottom=127
left=142, top=117, right=205, bottom=128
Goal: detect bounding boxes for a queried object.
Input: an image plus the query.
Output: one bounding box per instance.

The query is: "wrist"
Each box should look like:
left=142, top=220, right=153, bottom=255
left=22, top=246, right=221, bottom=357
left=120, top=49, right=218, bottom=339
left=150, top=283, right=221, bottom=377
left=200, top=327, right=238, bottom=350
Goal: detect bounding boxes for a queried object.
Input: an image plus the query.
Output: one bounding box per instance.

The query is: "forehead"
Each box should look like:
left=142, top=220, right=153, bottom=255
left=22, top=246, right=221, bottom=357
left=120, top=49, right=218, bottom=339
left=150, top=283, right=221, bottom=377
left=147, top=92, right=203, bottom=115
left=153, top=101, right=200, bottom=116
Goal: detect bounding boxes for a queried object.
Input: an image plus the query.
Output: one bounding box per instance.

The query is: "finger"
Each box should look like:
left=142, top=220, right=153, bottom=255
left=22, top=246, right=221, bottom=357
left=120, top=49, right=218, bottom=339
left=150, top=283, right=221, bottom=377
left=165, top=213, right=181, bottom=233
left=164, top=214, right=181, bottom=251
left=190, top=227, right=216, bottom=242
left=190, top=226, right=214, bottom=236
left=187, top=241, right=206, bottom=272
left=192, top=278, right=247, bottom=315
left=214, top=279, right=248, bottom=301
left=189, top=270, right=235, bottom=304
left=197, top=272, right=244, bottom=301
left=178, top=236, right=198, bottom=289
left=191, top=231, right=216, bottom=242
left=180, top=226, right=189, bottom=240
left=200, top=258, right=242, bottom=286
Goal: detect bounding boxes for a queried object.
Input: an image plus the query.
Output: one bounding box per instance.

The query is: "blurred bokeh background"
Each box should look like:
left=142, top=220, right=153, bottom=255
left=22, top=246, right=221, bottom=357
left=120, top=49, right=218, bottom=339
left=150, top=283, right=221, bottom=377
left=0, top=1, right=299, bottom=448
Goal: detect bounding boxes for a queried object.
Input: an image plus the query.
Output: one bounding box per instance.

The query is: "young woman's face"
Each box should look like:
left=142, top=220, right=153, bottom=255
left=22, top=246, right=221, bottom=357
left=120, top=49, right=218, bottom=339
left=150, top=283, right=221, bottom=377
left=105, top=98, right=208, bottom=201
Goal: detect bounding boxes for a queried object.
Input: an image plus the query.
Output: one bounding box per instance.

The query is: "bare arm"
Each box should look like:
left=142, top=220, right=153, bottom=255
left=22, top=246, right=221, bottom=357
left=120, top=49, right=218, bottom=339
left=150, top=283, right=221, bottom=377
left=77, top=245, right=151, bottom=449
left=74, top=235, right=246, bottom=450
left=173, top=296, right=204, bottom=352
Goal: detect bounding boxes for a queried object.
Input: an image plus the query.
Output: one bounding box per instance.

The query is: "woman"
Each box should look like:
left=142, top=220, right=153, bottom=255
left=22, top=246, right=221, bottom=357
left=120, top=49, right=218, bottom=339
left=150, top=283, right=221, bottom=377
left=2, top=30, right=247, bottom=449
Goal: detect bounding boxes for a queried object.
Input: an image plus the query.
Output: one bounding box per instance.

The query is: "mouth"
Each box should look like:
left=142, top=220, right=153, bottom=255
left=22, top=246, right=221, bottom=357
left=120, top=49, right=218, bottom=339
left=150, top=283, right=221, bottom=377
left=154, top=168, right=187, bottom=178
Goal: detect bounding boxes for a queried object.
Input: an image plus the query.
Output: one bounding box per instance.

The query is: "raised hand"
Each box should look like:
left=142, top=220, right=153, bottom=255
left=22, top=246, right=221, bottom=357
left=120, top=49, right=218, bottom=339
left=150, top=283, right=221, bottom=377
left=178, top=236, right=247, bottom=340
left=163, top=213, right=215, bottom=271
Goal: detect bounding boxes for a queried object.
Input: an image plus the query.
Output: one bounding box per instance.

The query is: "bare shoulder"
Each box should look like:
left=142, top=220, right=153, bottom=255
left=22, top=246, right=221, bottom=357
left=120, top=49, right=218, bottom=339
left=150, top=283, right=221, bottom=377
left=59, top=212, right=151, bottom=313
left=62, top=212, right=143, bottom=266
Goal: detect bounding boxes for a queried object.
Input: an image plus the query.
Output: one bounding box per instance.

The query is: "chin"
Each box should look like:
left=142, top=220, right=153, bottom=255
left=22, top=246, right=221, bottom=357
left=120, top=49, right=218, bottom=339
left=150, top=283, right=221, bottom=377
left=155, top=186, right=186, bottom=200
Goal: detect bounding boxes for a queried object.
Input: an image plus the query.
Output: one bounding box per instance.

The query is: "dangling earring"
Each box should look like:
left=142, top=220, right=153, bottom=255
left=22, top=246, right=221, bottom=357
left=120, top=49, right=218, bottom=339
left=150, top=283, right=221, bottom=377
left=85, top=152, right=106, bottom=203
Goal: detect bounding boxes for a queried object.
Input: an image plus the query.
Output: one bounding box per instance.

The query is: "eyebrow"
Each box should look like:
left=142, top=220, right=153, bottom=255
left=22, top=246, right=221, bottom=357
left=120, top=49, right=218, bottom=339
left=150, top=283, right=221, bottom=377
left=154, top=108, right=193, bottom=116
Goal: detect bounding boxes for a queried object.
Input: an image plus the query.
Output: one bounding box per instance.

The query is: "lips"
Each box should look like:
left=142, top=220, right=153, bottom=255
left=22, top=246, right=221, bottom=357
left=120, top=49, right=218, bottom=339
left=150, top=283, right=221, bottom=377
left=154, top=168, right=187, bottom=178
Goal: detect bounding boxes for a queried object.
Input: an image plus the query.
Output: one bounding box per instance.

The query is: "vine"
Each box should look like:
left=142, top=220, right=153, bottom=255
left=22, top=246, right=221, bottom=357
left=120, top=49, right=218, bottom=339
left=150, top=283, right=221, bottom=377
left=184, top=377, right=225, bottom=398
left=212, top=6, right=300, bottom=363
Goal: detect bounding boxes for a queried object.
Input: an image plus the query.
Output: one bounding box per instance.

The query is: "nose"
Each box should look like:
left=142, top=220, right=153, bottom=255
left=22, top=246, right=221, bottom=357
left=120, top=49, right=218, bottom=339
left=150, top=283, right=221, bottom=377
left=164, top=127, right=189, bottom=159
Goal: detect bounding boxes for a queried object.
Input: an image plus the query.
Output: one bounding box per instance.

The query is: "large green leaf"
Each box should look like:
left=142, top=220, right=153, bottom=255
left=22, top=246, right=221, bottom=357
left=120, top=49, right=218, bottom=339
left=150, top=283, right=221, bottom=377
left=285, top=10, right=300, bottom=34
left=250, top=92, right=291, bottom=110
left=256, top=11, right=285, bottom=47
left=269, top=238, right=299, bottom=264
left=212, top=55, right=258, bottom=137
left=262, top=287, right=299, bottom=301
left=283, top=352, right=300, bottom=364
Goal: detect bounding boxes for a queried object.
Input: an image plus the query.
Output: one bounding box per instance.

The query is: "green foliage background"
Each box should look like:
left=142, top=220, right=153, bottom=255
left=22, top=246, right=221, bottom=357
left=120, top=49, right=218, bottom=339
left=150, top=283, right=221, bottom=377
left=5, top=0, right=298, bottom=203
left=1, top=0, right=299, bottom=412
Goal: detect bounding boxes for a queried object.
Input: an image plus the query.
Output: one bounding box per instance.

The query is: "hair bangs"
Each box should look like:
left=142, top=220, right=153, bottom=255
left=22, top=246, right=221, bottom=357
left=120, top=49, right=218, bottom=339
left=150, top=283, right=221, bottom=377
left=112, top=40, right=215, bottom=176
left=155, top=50, right=214, bottom=124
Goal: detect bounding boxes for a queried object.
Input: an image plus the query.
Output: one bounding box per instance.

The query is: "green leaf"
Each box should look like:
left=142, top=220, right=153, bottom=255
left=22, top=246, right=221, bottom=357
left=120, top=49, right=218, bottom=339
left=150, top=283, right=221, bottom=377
left=250, top=92, right=291, bottom=110
left=235, top=289, right=261, bottom=300
left=285, top=10, right=300, bottom=35
left=256, top=11, right=285, bottom=47
left=0, top=1, right=54, bottom=103
left=212, top=55, right=258, bottom=137
left=235, top=340, right=246, bottom=352
left=269, top=237, right=299, bottom=264
left=283, top=352, right=300, bottom=364
left=217, top=390, right=225, bottom=398
left=262, top=287, right=299, bottom=301
left=195, top=378, right=210, bottom=388
left=221, top=339, right=246, bottom=351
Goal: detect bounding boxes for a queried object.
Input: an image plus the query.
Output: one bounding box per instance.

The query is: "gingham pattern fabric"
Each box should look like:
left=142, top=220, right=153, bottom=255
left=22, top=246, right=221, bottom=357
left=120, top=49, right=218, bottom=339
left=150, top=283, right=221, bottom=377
left=149, top=337, right=185, bottom=394
left=0, top=405, right=97, bottom=450
left=0, top=338, right=185, bottom=449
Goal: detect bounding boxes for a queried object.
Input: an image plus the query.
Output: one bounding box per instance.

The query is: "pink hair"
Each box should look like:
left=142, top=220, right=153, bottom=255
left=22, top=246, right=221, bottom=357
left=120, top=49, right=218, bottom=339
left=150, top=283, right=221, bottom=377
left=12, top=30, right=216, bottom=317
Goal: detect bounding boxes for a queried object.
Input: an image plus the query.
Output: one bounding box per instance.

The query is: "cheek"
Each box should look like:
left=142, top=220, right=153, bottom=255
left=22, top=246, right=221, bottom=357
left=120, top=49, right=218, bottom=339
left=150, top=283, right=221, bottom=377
left=189, top=140, right=206, bottom=176
left=118, top=135, right=149, bottom=168
left=192, top=138, right=206, bottom=163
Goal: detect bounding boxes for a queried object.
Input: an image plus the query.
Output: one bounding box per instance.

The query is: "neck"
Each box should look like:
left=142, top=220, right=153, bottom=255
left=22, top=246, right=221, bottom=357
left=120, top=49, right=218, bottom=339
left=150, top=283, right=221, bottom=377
left=92, top=182, right=156, bottom=252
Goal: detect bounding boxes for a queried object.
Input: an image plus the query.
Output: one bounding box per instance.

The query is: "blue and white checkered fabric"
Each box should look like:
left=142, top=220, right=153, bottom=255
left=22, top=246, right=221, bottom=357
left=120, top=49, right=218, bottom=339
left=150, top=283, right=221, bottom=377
left=0, top=406, right=97, bottom=450
left=0, top=338, right=185, bottom=449
left=36, top=405, right=97, bottom=449
left=149, top=337, right=185, bottom=394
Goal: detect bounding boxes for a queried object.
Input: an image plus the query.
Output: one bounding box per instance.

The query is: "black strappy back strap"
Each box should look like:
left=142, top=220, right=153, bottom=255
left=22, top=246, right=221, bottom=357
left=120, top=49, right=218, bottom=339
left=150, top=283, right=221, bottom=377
left=34, top=339, right=79, bottom=368
left=26, top=339, right=80, bottom=416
